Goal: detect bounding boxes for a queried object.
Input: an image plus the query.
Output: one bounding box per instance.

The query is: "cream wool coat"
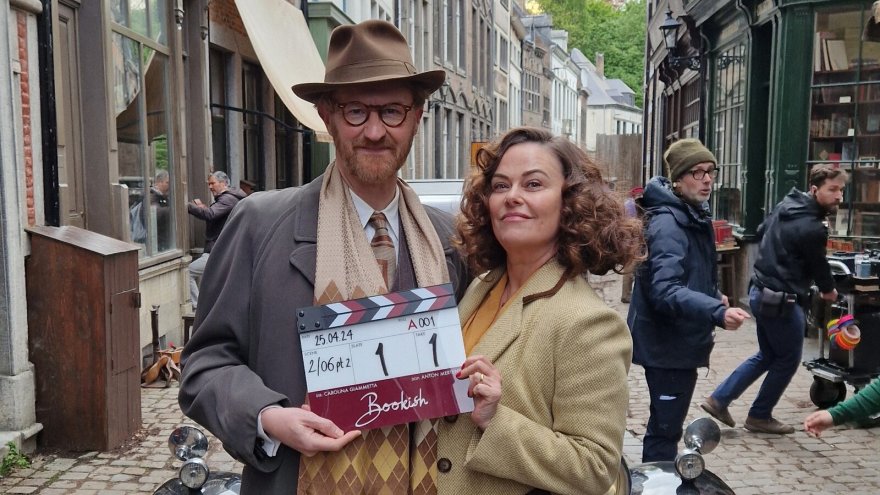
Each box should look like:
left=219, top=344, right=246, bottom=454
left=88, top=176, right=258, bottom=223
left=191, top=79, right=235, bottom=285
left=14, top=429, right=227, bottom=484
left=437, top=260, right=632, bottom=495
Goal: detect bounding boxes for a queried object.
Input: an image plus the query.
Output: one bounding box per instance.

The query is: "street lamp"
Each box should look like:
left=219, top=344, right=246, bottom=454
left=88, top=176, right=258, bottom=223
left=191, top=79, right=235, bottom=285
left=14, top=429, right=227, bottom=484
left=430, top=80, right=451, bottom=110
left=658, top=9, right=702, bottom=72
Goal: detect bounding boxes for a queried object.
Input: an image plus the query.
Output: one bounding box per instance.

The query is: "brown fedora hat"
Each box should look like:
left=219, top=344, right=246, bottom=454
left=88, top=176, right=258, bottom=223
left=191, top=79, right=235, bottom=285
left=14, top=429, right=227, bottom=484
left=292, top=20, right=446, bottom=103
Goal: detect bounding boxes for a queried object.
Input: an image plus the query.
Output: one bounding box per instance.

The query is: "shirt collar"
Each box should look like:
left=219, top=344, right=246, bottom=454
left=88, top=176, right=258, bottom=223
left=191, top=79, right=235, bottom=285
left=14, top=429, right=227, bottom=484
left=350, top=187, right=401, bottom=241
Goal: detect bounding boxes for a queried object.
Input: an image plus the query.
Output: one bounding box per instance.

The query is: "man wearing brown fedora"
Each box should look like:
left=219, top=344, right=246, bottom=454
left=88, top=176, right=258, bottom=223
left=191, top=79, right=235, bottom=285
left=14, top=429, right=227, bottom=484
left=179, top=20, right=468, bottom=494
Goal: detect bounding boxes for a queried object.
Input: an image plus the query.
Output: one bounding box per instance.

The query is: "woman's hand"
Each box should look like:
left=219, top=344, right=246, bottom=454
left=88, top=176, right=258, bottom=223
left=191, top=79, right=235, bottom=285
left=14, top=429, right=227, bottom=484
left=458, top=355, right=503, bottom=430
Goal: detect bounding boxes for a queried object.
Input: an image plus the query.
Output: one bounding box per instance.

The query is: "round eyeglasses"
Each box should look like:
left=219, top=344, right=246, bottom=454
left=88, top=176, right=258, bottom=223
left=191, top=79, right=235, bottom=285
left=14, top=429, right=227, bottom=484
left=334, top=101, right=414, bottom=127
left=689, top=168, right=718, bottom=180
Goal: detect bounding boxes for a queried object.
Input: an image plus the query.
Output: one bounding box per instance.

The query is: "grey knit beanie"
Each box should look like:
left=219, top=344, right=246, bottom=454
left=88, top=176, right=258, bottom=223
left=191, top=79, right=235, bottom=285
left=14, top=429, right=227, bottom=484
left=664, top=138, right=717, bottom=181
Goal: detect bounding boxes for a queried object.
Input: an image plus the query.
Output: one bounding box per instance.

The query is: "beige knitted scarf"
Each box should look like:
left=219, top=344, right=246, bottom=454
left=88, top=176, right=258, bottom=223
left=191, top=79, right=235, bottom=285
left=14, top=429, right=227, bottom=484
left=298, top=161, right=450, bottom=494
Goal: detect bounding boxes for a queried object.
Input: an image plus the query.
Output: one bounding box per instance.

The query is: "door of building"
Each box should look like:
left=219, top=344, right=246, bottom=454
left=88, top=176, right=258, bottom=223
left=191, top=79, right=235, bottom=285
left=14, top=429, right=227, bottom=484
left=56, top=1, right=86, bottom=228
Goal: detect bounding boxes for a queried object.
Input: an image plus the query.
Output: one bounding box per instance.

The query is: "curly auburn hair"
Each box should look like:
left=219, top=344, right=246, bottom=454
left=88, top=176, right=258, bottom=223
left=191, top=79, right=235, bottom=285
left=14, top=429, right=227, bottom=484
left=455, top=127, right=645, bottom=278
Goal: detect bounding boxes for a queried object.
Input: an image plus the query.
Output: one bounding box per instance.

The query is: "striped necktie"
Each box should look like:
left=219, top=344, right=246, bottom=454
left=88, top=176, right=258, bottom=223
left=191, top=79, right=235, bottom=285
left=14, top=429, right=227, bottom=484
left=369, top=212, right=396, bottom=287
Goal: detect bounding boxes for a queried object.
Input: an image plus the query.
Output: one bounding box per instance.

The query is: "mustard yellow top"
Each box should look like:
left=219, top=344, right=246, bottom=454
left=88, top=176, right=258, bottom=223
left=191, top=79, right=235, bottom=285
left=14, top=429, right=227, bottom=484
left=462, top=274, right=523, bottom=354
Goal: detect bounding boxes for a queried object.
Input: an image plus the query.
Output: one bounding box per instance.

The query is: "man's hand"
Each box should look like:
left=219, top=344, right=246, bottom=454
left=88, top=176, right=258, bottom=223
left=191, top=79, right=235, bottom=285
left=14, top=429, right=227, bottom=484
left=723, top=307, right=751, bottom=330
left=260, top=406, right=361, bottom=457
left=192, top=198, right=205, bottom=207
left=820, top=289, right=838, bottom=302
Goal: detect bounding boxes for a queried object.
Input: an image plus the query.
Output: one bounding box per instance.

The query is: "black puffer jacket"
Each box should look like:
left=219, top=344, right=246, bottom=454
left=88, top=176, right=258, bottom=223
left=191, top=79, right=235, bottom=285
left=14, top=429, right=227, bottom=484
left=752, top=188, right=835, bottom=300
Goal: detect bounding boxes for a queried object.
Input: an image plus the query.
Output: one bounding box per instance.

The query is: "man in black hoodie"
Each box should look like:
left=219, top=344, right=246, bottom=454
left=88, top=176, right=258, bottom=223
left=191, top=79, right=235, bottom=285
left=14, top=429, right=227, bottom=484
left=702, top=165, right=845, bottom=434
left=187, top=171, right=247, bottom=310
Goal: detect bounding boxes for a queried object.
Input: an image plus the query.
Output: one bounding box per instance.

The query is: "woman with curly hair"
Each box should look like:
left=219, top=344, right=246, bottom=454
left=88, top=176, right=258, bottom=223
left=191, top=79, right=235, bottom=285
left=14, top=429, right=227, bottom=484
left=436, top=127, right=644, bottom=495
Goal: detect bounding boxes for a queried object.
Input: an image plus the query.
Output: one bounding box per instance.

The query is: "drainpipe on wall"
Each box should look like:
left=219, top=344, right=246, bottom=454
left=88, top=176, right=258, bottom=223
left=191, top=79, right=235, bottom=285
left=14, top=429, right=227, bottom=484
left=38, top=0, right=59, bottom=226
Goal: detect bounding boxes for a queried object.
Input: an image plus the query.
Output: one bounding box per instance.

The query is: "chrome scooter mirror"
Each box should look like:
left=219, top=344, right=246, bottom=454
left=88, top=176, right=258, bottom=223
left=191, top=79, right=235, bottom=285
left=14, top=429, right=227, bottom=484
left=167, top=426, right=209, bottom=461
left=682, top=417, right=720, bottom=454
left=675, top=418, right=721, bottom=481
left=155, top=426, right=241, bottom=494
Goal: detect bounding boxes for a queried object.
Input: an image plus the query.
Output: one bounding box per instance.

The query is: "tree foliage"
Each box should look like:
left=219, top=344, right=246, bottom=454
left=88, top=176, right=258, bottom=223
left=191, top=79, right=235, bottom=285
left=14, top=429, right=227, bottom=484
left=534, top=0, right=646, bottom=108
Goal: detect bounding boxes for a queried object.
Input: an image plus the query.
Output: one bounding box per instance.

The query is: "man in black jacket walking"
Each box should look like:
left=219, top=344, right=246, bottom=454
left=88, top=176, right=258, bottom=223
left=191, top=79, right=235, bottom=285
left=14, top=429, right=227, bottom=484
left=187, top=171, right=247, bottom=310
left=702, top=165, right=845, bottom=434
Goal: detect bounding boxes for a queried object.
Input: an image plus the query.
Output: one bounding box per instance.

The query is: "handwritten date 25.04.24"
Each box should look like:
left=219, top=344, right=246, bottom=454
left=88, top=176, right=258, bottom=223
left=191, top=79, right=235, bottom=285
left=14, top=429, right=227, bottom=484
left=313, top=329, right=354, bottom=347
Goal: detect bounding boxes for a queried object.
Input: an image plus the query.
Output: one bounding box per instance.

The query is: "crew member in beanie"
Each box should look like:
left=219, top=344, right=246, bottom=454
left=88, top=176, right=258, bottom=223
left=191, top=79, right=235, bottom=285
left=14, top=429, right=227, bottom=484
left=627, top=138, right=750, bottom=462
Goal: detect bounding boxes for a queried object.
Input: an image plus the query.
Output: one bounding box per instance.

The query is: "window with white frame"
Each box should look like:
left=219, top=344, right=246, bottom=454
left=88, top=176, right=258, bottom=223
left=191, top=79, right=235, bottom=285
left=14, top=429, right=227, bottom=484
left=456, top=0, right=464, bottom=68
left=499, top=34, right=509, bottom=72
left=444, top=109, right=454, bottom=177
left=446, top=0, right=454, bottom=63
left=455, top=113, right=463, bottom=176
left=433, top=1, right=441, bottom=60
left=433, top=107, right=443, bottom=178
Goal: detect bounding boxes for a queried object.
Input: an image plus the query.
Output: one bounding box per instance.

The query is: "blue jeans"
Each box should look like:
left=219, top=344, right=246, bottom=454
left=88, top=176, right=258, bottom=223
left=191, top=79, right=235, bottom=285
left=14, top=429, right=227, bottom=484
left=710, top=285, right=805, bottom=419
left=642, top=367, right=698, bottom=462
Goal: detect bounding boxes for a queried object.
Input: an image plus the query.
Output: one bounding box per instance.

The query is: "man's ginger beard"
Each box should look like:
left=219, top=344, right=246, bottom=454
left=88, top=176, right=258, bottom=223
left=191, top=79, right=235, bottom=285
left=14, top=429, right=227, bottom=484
left=329, top=118, right=416, bottom=185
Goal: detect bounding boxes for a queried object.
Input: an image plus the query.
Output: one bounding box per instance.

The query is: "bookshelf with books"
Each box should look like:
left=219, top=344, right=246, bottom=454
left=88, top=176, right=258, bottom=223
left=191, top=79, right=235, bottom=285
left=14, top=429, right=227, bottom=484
left=809, top=9, right=880, bottom=249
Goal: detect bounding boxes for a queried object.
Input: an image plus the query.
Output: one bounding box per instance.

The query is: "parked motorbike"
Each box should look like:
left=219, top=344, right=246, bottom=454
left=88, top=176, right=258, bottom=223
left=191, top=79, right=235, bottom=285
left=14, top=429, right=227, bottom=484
left=153, top=426, right=241, bottom=495
left=624, top=417, right=734, bottom=494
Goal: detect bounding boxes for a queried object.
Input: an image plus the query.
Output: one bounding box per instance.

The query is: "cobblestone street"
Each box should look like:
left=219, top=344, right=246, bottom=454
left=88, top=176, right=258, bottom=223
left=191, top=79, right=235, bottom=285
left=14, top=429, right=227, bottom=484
left=595, top=273, right=880, bottom=495
left=2, top=273, right=880, bottom=494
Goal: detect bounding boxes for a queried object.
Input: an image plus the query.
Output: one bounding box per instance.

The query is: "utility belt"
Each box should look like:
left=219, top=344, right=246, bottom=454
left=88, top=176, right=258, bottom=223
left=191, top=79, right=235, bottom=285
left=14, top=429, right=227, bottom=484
left=751, top=280, right=800, bottom=318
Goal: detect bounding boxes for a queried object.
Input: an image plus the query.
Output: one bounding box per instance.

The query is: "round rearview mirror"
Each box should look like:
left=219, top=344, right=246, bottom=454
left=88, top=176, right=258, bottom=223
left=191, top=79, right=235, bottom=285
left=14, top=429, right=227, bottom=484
left=168, top=425, right=209, bottom=461
left=179, top=457, right=210, bottom=489
left=674, top=449, right=705, bottom=480
left=682, top=417, right=720, bottom=454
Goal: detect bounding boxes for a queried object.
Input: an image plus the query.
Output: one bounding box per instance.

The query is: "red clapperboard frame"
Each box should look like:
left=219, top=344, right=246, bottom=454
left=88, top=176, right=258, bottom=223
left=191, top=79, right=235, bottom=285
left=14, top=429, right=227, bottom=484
left=297, top=283, right=474, bottom=431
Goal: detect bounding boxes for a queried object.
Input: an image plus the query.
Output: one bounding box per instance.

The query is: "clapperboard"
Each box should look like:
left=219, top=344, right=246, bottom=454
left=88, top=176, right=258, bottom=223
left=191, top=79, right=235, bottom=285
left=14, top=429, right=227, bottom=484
left=297, top=283, right=474, bottom=431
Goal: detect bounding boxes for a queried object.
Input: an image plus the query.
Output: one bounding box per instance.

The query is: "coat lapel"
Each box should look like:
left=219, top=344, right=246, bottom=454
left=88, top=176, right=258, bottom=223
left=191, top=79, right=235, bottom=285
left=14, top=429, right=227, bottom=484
left=287, top=179, right=321, bottom=286
left=472, top=295, right=523, bottom=363
left=289, top=246, right=317, bottom=286
left=459, top=261, right=566, bottom=363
